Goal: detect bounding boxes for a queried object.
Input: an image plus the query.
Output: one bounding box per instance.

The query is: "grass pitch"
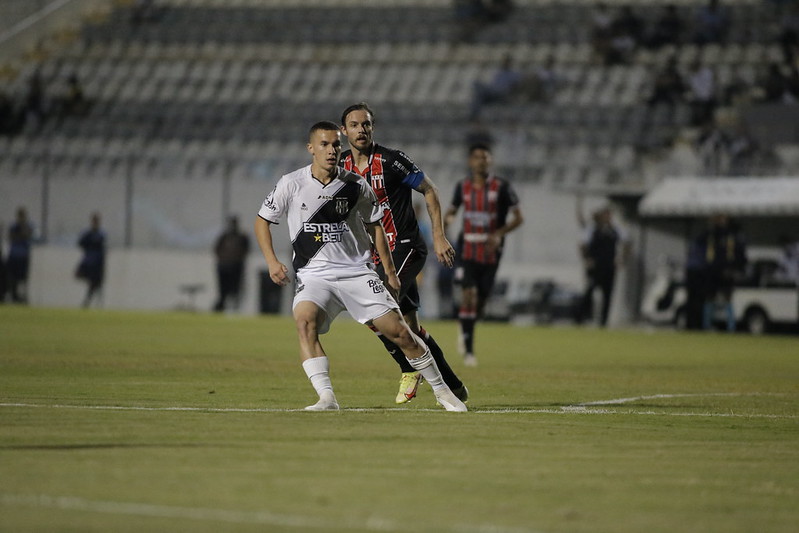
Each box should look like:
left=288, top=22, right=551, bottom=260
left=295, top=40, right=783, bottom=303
left=1, top=306, right=797, bottom=533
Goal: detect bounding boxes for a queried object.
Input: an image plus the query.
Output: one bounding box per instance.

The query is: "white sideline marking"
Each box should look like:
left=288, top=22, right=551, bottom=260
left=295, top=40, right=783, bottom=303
left=0, top=494, right=541, bottom=533
left=575, top=392, right=751, bottom=406
left=0, top=400, right=796, bottom=419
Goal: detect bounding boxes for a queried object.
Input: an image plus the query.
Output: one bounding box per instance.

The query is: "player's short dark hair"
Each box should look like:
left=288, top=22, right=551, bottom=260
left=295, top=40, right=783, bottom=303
left=340, top=102, right=375, bottom=126
left=309, top=121, right=341, bottom=140
left=468, top=142, right=492, bottom=155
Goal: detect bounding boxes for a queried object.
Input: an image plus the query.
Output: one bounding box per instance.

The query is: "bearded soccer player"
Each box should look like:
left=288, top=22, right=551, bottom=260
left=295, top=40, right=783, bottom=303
left=445, top=143, right=524, bottom=367
left=340, top=102, right=468, bottom=405
left=254, top=121, right=466, bottom=412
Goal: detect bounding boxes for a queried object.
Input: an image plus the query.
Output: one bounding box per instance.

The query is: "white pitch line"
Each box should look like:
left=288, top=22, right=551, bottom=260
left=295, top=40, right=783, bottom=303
left=0, top=493, right=543, bottom=533
left=0, top=401, right=796, bottom=419
left=575, top=392, right=770, bottom=406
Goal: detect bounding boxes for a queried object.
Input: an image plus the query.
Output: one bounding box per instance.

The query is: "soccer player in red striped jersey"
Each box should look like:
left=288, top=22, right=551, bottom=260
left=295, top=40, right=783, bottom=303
left=340, top=102, right=468, bottom=404
left=445, top=143, right=524, bottom=367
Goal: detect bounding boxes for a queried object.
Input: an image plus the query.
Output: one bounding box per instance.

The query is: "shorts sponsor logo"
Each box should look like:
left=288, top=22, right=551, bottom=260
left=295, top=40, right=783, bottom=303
left=367, top=279, right=385, bottom=294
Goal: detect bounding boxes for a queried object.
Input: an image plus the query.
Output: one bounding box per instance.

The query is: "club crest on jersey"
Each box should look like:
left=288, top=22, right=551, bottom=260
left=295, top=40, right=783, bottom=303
left=335, top=198, right=349, bottom=215
left=370, top=174, right=385, bottom=190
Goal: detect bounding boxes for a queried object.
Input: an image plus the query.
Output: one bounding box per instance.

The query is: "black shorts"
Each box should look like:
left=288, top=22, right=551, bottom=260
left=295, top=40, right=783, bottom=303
left=459, top=260, right=499, bottom=303
left=376, top=242, right=427, bottom=315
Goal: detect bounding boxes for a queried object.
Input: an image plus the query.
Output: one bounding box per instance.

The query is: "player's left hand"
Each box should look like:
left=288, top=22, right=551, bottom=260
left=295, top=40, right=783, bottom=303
left=385, top=272, right=401, bottom=301
left=434, top=236, right=456, bottom=268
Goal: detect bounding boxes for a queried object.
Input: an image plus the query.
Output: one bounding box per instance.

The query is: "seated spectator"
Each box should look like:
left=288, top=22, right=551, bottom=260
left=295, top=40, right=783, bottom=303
left=23, top=69, right=46, bottom=130
left=757, top=62, right=793, bottom=103
left=686, top=59, right=717, bottom=126
left=131, top=0, right=160, bottom=25
left=605, top=5, right=644, bottom=65
left=0, top=91, right=19, bottom=136
left=693, top=0, right=729, bottom=45
left=695, top=119, right=727, bottom=175
left=777, top=2, right=799, bottom=63
left=726, top=123, right=759, bottom=175
left=453, top=0, right=514, bottom=43
left=527, top=54, right=562, bottom=102
left=647, top=57, right=685, bottom=107
left=590, top=2, right=614, bottom=63
left=470, top=53, right=522, bottom=119
left=722, top=66, right=753, bottom=106
left=57, top=75, right=89, bottom=119
left=646, top=4, right=685, bottom=49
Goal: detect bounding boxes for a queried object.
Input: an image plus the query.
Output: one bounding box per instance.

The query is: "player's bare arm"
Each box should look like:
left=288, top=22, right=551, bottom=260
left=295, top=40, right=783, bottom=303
left=367, top=220, right=401, bottom=298
left=488, top=205, right=524, bottom=255
left=254, top=216, right=290, bottom=286
left=443, top=205, right=458, bottom=234
left=417, top=177, right=456, bottom=268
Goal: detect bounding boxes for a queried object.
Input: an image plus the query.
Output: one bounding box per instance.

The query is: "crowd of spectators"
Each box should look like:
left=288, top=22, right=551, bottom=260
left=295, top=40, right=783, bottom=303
left=0, top=70, right=89, bottom=137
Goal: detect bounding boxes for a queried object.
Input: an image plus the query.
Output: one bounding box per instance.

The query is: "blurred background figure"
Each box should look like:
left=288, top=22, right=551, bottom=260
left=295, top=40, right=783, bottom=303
left=213, top=215, right=250, bottom=313
left=693, top=0, right=729, bottom=45
left=695, top=213, right=747, bottom=332
left=75, top=212, right=107, bottom=308
left=777, top=234, right=799, bottom=286
left=0, top=221, right=6, bottom=302
left=577, top=204, right=631, bottom=328
left=469, top=53, right=522, bottom=120
left=7, top=207, right=34, bottom=304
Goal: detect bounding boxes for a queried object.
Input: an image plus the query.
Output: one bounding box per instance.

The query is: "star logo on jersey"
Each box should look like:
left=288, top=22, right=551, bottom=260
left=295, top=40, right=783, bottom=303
left=314, top=234, right=322, bottom=242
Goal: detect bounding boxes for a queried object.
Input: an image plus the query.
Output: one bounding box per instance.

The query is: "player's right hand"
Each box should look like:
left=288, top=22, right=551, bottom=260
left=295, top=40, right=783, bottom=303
left=269, top=262, right=290, bottom=286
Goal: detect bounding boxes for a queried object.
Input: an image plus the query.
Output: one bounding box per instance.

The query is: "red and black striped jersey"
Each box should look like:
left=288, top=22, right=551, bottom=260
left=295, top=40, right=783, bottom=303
left=450, top=175, right=519, bottom=264
left=340, top=143, right=426, bottom=257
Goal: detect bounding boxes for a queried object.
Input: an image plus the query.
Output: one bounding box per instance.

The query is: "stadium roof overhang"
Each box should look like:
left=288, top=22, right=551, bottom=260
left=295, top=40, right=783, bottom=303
left=638, top=177, right=799, bottom=217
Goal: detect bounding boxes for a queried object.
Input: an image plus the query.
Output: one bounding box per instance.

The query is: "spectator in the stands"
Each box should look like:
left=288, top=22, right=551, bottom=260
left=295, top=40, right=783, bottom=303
left=758, top=62, right=795, bottom=103
left=693, top=0, right=729, bottom=45
left=722, top=66, right=754, bottom=106
left=530, top=54, right=562, bottom=102
left=453, top=0, right=514, bottom=43
left=647, top=56, right=685, bottom=107
left=646, top=4, right=685, bottom=49
left=686, top=59, right=717, bottom=126
left=24, top=69, right=46, bottom=131
left=726, top=123, right=759, bottom=175
left=605, top=5, right=644, bottom=65
left=590, top=2, right=614, bottom=63
left=776, top=2, right=799, bottom=63
left=57, top=75, right=89, bottom=120
left=0, top=91, right=18, bottom=136
left=470, top=53, right=522, bottom=119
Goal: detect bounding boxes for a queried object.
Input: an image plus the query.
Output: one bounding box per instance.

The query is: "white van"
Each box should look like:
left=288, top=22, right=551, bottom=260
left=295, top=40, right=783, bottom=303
left=642, top=248, right=799, bottom=334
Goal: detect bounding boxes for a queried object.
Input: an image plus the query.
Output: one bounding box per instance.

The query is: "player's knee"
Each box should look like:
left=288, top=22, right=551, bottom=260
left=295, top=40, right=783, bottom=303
left=294, top=315, right=318, bottom=341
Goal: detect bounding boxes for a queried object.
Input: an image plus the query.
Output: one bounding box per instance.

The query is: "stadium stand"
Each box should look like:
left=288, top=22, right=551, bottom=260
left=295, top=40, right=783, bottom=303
left=1, top=0, right=797, bottom=246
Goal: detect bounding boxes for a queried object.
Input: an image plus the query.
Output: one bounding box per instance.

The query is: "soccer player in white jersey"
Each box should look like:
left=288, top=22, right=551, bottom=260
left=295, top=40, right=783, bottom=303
left=254, top=121, right=467, bottom=412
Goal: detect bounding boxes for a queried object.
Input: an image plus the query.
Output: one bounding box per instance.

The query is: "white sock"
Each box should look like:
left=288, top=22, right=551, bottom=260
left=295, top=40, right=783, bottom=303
left=302, top=356, right=335, bottom=399
left=406, top=348, right=446, bottom=391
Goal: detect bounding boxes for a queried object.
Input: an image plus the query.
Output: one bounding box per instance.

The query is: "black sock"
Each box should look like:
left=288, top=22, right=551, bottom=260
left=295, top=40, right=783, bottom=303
left=420, top=327, right=463, bottom=390
left=460, top=318, right=476, bottom=354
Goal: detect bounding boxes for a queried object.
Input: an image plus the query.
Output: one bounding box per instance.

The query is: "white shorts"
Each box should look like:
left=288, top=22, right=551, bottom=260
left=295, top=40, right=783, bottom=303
left=292, top=267, right=399, bottom=334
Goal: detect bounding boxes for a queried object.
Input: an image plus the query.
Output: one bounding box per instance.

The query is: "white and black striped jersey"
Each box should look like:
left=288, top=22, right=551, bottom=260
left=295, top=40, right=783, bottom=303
left=258, top=165, right=383, bottom=274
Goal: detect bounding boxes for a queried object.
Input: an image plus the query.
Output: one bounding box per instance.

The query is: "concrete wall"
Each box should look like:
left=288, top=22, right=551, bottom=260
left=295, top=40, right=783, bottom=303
left=8, top=183, right=642, bottom=326
left=22, top=245, right=294, bottom=315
